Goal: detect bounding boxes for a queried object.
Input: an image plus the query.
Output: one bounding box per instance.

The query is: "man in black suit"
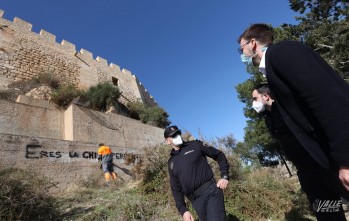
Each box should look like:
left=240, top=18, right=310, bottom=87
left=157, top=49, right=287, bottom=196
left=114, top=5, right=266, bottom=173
left=253, top=84, right=349, bottom=220
left=238, top=23, right=349, bottom=220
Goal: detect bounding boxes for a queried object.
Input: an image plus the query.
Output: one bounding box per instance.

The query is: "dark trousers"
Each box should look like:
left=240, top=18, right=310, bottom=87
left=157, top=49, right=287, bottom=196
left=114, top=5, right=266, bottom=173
left=298, top=167, right=349, bottom=221
left=191, top=182, right=226, bottom=221
left=101, top=161, right=114, bottom=173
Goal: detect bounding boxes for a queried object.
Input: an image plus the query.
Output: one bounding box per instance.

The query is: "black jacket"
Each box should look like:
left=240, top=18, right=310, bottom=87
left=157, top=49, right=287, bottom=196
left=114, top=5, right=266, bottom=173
left=265, top=41, right=349, bottom=169
left=168, top=140, right=229, bottom=215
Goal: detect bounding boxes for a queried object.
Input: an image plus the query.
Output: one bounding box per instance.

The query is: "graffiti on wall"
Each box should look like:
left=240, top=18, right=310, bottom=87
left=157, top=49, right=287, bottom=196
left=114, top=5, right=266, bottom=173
left=25, top=144, right=138, bottom=160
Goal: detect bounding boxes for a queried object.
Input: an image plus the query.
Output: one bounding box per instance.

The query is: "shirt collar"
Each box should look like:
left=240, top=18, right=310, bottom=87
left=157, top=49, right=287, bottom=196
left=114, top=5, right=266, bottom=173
left=258, top=48, right=268, bottom=77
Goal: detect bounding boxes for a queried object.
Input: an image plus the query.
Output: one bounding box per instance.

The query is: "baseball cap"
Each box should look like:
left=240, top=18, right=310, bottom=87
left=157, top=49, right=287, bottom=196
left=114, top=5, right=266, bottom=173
left=164, top=125, right=181, bottom=138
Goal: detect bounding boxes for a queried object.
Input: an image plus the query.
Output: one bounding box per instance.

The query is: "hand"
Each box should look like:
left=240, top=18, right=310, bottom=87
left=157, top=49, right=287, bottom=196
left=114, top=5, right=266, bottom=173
left=183, top=211, right=195, bottom=221
left=339, top=166, right=349, bottom=191
left=216, top=178, right=229, bottom=190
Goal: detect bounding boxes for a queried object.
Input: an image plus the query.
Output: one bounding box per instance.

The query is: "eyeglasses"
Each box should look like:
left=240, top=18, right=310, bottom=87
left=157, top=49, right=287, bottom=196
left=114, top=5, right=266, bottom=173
left=237, top=41, right=250, bottom=55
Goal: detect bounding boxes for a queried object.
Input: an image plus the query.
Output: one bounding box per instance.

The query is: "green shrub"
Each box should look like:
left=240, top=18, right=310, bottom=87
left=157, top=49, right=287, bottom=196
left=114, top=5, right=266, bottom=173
left=51, top=83, right=84, bottom=108
left=143, top=106, right=171, bottom=128
left=0, top=168, right=58, bottom=221
left=127, top=101, right=170, bottom=128
left=85, top=82, right=121, bottom=111
left=126, top=101, right=144, bottom=120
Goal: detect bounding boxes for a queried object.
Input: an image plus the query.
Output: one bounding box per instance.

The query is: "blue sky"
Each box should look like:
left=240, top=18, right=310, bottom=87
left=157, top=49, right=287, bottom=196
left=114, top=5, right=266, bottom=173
left=0, top=0, right=299, bottom=142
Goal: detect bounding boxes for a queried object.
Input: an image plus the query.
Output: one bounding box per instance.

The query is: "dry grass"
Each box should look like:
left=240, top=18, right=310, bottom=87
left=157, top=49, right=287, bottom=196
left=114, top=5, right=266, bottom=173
left=0, top=146, right=319, bottom=221
left=0, top=168, right=59, bottom=221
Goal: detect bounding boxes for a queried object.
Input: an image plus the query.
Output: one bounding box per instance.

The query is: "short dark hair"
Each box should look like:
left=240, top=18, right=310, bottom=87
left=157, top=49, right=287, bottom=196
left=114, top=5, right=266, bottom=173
left=238, top=23, right=274, bottom=46
left=254, top=83, right=275, bottom=99
left=99, top=143, right=104, bottom=147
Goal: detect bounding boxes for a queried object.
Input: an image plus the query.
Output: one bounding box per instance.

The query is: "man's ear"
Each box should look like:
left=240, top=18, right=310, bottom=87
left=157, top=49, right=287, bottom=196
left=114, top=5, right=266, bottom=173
left=250, top=38, right=257, bottom=51
left=264, top=94, right=270, bottom=101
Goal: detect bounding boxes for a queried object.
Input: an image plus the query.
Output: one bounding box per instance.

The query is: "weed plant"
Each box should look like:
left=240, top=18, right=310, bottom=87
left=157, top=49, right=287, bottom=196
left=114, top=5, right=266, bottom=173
left=32, top=72, right=62, bottom=89
left=51, top=83, right=85, bottom=108
left=0, top=168, right=59, bottom=221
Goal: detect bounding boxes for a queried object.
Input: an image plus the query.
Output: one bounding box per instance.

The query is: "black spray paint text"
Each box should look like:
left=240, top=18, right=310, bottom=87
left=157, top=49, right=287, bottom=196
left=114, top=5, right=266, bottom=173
left=26, top=144, right=129, bottom=160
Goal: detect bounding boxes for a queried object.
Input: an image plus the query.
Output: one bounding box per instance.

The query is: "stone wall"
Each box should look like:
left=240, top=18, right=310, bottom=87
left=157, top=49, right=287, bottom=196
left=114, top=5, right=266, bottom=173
left=0, top=98, right=64, bottom=140
left=0, top=97, right=164, bottom=146
left=66, top=105, right=164, bottom=147
left=0, top=98, right=165, bottom=191
left=0, top=9, right=166, bottom=191
left=0, top=133, right=142, bottom=192
left=0, top=9, right=157, bottom=107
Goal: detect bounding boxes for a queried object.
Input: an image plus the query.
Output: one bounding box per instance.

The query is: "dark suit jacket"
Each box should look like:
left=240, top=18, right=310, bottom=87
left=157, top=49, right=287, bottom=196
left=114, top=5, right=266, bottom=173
left=265, top=41, right=349, bottom=169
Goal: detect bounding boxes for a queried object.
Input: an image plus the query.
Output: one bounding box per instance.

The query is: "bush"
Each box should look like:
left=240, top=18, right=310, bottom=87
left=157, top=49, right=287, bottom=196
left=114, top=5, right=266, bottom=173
left=51, top=83, right=84, bottom=108
left=138, top=142, right=314, bottom=221
left=0, top=72, right=63, bottom=102
left=224, top=167, right=314, bottom=221
left=0, top=91, right=14, bottom=101
left=85, top=82, right=121, bottom=111
left=0, top=168, right=58, bottom=221
left=126, top=101, right=144, bottom=120
left=9, top=72, right=62, bottom=94
left=127, top=101, right=171, bottom=128
left=32, top=72, right=62, bottom=89
left=138, top=145, right=170, bottom=193
left=142, top=106, right=171, bottom=128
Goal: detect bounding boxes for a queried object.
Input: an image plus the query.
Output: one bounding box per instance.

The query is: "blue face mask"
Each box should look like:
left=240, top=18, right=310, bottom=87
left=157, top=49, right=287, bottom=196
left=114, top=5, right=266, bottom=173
left=241, top=53, right=253, bottom=67
left=240, top=47, right=268, bottom=68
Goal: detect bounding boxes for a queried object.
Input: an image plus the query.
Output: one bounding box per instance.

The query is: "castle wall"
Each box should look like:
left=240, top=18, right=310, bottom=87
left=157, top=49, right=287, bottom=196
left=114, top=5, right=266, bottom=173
left=0, top=98, right=164, bottom=147
left=0, top=99, right=64, bottom=139
left=66, top=104, right=164, bottom=147
left=0, top=9, right=157, bottom=107
left=0, top=9, right=166, bottom=191
left=0, top=98, right=165, bottom=191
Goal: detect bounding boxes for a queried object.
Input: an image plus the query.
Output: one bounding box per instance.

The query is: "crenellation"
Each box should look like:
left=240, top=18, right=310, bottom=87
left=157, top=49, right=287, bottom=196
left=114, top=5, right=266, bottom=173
left=0, top=8, right=158, bottom=109
left=79, top=48, right=93, bottom=60
left=39, top=29, right=56, bottom=42
left=13, top=17, right=32, bottom=31
left=122, top=68, right=132, bottom=77
left=61, top=39, right=76, bottom=53
left=110, top=63, right=121, bottom=72
left=96, top=56, right=108, bottom=67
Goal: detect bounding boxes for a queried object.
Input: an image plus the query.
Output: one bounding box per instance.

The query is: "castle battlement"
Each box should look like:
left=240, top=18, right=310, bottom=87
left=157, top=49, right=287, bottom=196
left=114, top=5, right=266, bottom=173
left=13, top=17, right=32, bottom=31
left=0, top=9, right=157, bottom=106
left=0, top=9, right=164, bottom=191
left=39, top=29, right=56, bottom=41
left=109, top=63, right=121, bottom=72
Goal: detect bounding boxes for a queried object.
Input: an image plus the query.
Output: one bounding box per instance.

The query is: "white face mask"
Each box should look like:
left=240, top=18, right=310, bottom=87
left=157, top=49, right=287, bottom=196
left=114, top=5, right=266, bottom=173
left=172, top=134, right=183, bottom=146
left=252, top=100, right=266, bottom=113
